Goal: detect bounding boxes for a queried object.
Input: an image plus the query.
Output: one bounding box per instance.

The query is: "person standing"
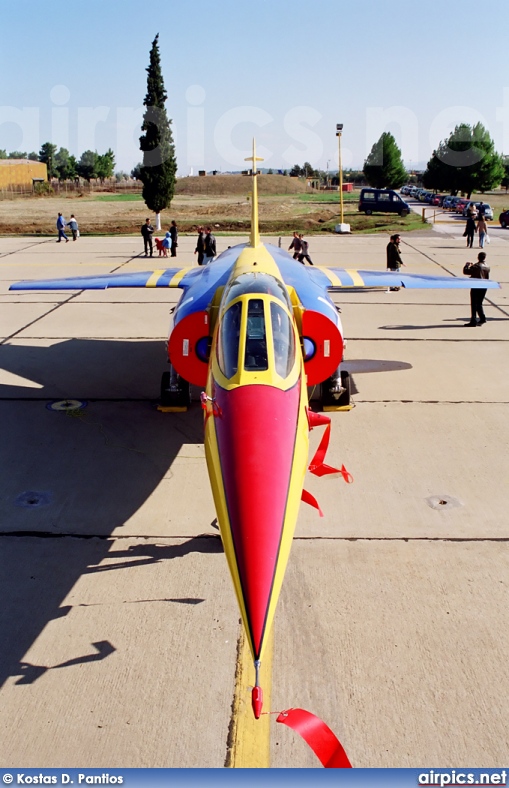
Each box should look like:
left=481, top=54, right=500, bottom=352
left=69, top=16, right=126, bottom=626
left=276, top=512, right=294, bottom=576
left=463, top=252, right=490, bottom=326
left=297, top=234, right=314, bottom=265
left=56, top=213, right=69, bottom=243
left=288, top=231, right=302, bottom=259
left=67, top=214, right=79, bottom=241
left=464, top=215, right=476, bottom=248
left=169, top=220, right=178, bottom=257
left=477, top=214, right=488, bottom=248
left=194, top=226, right=206, bottom=265
left=141, top=218, right=154, bottom=257
left=203, top=226, right=216, bottom=265
left=162, top=231, right=172, bottom=258
left=386, top=233, right=405, bottom=291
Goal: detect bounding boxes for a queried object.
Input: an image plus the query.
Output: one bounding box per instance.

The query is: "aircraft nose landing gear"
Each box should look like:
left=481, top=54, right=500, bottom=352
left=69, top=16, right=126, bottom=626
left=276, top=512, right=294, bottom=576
left=158, top=367, right=191, bottom=412
left=321, top=369, right=352, bottom=411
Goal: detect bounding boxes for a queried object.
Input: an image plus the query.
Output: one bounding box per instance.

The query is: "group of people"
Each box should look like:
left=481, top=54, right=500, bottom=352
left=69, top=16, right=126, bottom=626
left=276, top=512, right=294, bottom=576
left=463, top=203, right=489, bottom=249
left=141, top=219, right=178, bottom=258
left=193, top=226, right=217, bottom=265
left=288, top=232, right=314, bottom=265
left=387, top=233, right=490, bottom=327
left=56, top=213, right=79, bottom=242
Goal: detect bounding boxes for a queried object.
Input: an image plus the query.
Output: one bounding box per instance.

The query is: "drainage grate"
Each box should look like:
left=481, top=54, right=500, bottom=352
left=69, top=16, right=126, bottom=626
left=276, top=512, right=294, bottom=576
left=46, top=399, right=87, bottom=412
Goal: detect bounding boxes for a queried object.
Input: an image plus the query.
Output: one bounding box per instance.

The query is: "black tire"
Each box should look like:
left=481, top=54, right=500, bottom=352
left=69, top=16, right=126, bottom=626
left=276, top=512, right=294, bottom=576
left=501, top=220, right=507, bottom=229
left=400, top=209, right=409, bottom=217
left=160, top=371, right=190, bottom=408
left=319, top=370, right=351, bottom=410
left=365, top=209, right=372, bottom=216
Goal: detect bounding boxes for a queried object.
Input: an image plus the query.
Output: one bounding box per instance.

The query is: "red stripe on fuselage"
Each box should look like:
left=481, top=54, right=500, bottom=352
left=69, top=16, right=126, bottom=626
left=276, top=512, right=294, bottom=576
left=213, top=382, right=301, bottom=658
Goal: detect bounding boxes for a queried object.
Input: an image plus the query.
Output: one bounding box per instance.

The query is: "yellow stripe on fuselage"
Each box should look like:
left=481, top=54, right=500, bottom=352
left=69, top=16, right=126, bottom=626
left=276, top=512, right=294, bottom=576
left=320, top=267, right=343, bottom=287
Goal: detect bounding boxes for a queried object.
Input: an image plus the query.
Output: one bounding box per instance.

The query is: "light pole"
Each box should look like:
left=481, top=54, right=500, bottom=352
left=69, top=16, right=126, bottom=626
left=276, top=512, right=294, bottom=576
left=336, top=123, right=344, bottom=223
left=335, top=124, right=350, bottom=233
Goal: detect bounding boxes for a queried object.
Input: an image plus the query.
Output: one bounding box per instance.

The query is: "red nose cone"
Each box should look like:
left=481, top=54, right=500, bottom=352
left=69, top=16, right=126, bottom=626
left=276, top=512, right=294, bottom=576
left=213, top=383, right=301, bottom=658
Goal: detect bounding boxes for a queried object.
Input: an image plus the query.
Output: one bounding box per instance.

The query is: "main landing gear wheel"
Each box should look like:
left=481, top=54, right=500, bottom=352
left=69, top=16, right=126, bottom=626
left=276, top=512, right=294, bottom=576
left=320, top=370, right=351, bottom=411
left=159, top=370, right=190, bottom=411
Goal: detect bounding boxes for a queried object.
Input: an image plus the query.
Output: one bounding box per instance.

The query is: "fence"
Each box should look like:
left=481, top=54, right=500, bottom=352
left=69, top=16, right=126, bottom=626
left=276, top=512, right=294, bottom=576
left=0, top=178, right=142, bottom=200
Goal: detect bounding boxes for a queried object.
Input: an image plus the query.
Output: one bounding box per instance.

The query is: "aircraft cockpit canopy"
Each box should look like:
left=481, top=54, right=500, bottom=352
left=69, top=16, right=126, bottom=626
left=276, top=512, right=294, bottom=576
left=217, top=293, right=296, bottom=381
left=223, top=272, right=293, bottom=312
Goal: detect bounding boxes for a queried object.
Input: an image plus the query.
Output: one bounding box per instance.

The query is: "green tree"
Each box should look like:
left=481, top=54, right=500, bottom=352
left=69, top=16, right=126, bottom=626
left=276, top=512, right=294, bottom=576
left=501, top=156, right=509, bottom=192
left=289, top=164, right=302, bottom=177
left=77, top=150, right=98, bottom=181
left=0, top=149, right=7, bottom=159
left=96, top=148, right=115, bottom=181
left=8, top=151, right=28, bottom=159
left=363, top=132, right=407, bottom=189
left=423, top=123, right=505, bottom=198
left=131, top=162, right=143, bottom=179
left=139, top=34, right=176, bottom=229
left=54, top=148, right=77, bottom=180
left=28, top=152, right=39, bottom=161
left=39, top=142, right=58, bottom=179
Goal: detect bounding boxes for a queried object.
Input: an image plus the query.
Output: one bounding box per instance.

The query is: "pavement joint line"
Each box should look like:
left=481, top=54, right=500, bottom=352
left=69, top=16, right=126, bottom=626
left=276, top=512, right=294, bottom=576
left=1, top=533, right=509, bottom=544
left=1, top=398, right=508, bottom=404
left=0, top=239, right=54, bottom=259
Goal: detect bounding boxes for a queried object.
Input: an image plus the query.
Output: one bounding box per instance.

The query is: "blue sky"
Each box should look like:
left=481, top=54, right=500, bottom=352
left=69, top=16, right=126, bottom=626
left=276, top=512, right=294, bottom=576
left=1, top=0, right=508, bottom=174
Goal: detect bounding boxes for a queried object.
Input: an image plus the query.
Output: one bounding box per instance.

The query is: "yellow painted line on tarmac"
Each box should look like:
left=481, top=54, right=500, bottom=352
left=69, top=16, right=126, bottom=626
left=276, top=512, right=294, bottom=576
left=226, top=625, right=274, bottom=768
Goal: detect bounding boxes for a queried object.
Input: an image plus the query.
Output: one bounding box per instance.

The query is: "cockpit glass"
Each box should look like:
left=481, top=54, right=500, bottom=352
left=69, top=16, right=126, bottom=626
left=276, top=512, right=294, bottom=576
left=218, top=301, right=242, bottom=378
left=224, top=273, right=292, bottom=311
left=271, top=302, right=295, bottom=378
left=244, top=299, right=268, bottom=371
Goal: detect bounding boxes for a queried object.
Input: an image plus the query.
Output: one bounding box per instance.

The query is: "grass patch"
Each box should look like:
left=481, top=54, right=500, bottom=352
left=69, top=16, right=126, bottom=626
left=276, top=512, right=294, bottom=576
left=297, top=192, right=359, bottom=204
left=94, top=193, right=143, bottom=202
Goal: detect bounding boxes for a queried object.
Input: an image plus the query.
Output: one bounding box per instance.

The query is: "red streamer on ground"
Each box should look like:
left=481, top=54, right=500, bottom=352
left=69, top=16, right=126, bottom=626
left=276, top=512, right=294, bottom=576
left=306, top=408, right=353, bottom=483
left=301, top=489, right=323, bottom=517
left=276, top=708, right=352, bottom=768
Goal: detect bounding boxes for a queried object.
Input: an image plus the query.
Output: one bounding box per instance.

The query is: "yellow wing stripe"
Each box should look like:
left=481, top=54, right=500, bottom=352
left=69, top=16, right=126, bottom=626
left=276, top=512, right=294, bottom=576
left=320, top=267, right=343, bottom=287
left=169, top=268, right=192, bottom=287
left=345, top=268, right=365, bottom=286
left=145, top=269, right=166, bottom=287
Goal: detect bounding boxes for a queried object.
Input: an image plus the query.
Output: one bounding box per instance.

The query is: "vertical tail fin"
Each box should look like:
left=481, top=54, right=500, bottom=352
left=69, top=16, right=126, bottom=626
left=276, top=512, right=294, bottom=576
left=245, top=139, right=263, bottom=248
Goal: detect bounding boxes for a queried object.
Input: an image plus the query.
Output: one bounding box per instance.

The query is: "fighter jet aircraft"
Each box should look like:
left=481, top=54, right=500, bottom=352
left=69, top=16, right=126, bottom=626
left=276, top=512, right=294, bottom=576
left=10, top=143, right=499, bottom=718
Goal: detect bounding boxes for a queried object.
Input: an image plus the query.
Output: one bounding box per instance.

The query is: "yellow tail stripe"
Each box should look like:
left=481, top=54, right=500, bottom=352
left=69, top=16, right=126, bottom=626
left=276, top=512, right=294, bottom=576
left=345, top=268, right=365, bottom=286
left=145, top=269, right=165, bottom=287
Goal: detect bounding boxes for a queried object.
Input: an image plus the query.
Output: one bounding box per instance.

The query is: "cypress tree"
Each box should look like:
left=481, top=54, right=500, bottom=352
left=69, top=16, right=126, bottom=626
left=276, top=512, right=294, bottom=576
left=363, top=132, right=407, bottom=189
left=139, top=34, right=176, bottom=228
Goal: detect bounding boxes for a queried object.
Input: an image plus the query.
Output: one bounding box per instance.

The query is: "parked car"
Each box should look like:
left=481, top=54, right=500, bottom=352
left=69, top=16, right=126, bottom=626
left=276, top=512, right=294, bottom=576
left=431, top=194, right=444, bottom=206
left=455, top=199, right=470, bottom=213
left=462, top=202, right=480, bottom=218
left=499, top=209, right=509, bottom=228
left=478, top=203, right=493, bottom=221
left=400, top=185, right=410, bottom=195
left=358, top=188, right=410, bottom=216
left=442, top=196, right=455, bottom=210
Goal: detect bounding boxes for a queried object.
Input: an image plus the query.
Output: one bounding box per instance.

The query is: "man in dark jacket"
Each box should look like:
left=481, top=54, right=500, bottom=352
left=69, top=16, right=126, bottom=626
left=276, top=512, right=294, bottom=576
left=194, top=226, right=206, bottom=265
left=463, top=252, right=490, bottom=326
left=203, top=227, right=216, bottom=265
left=169, top=220, right=178, bottom=258
left=141, top=218, right=154, bottom=257
left=288, top=231, right=302, bottom=259
left=386, top=234, right=405, bottom=290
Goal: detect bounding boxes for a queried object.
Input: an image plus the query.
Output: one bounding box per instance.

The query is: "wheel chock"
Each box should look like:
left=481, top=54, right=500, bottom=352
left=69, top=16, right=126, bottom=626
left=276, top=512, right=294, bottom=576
left=157, top=405, right=188, bottom=413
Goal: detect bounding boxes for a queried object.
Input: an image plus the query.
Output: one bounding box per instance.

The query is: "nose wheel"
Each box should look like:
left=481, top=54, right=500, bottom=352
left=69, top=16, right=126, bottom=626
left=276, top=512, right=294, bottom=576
left=159, top=369, right=190, bottom=411
left=320, top=370, right=351, bottom=411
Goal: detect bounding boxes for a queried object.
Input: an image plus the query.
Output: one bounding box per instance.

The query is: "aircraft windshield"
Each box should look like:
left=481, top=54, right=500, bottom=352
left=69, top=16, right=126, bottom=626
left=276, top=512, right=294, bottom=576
left=244, top=299, right=268, bottom=371
left=224, top=273, right=292, bottom=311
left=270, top=302, right=295, bottom=378
left=218, top=301, right=242, bottom=378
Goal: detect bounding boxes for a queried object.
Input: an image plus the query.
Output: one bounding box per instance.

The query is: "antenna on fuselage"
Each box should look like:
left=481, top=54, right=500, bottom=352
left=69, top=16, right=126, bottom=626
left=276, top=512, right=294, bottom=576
left=245, top=139, right=263, bottom=248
